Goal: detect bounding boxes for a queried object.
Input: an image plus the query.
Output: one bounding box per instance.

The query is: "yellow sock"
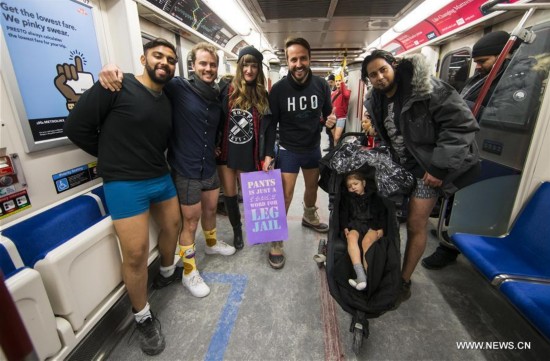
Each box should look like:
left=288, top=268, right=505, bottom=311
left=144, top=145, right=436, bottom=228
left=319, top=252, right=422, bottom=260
left=204, top=228, right=217, bottom=247
left=179, top=244, right=197, bottom=275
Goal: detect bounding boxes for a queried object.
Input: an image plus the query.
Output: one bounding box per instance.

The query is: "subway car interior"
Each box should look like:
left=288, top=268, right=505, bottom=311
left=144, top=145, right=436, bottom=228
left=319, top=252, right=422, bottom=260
left=1, top=0, right=550, bottom=360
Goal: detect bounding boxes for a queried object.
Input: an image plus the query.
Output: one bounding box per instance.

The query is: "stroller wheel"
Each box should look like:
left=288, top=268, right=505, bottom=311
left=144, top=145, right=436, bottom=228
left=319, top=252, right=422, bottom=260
left=352, top=323, right=364, bottom=354
left=314, top=239, right=327, bottom=268
left=318, top=238, right=327, bottom=255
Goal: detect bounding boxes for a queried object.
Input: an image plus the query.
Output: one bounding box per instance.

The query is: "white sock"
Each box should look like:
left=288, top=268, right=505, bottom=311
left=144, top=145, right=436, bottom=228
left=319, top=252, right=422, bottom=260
left=160, top=264, right=176, bottom=278
left=134, top=302, right=152, bottom=324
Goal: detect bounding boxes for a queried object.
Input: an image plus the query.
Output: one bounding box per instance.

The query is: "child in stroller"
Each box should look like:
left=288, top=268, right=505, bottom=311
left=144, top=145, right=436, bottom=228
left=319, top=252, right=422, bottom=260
left=318, top=140, right=414, bottom=352
left=344, top=172, right=386, bottom=291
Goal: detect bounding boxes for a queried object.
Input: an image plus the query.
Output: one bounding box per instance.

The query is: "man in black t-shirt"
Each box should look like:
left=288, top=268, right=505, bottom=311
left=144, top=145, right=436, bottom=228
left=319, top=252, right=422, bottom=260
left=65, top=38, right=179, bottom=356
left=266, top=37, right=336, bottom=269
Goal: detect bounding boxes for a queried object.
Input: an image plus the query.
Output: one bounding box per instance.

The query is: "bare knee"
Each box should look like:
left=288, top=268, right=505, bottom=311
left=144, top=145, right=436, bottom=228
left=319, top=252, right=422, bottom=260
left=160, top=217, right=181, bottom=236
left=184, top=218, right=199, bottom=234
left=123, top=246, right=149, bottom=270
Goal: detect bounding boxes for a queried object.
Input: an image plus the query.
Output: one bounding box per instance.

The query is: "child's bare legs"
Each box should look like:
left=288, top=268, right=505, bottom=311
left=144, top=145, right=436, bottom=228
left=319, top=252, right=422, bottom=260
left=361, top=229, right=384, bottom=273
left=345, top=228, right=367, bottom=290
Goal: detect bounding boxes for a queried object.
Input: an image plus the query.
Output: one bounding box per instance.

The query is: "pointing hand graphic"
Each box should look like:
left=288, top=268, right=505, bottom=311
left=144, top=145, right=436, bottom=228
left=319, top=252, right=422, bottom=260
left=54, top=56, right=94, bottom=111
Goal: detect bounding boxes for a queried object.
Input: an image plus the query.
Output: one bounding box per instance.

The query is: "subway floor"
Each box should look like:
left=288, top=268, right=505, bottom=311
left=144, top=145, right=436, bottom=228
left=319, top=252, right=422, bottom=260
left=102, top=136, right=550, bottom=361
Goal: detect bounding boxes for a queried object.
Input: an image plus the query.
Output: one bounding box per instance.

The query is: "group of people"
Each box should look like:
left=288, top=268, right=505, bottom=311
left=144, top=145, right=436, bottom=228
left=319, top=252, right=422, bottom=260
left=65, top=37, right=335, bottom=355
left=64, top=29, right=531, bottom=356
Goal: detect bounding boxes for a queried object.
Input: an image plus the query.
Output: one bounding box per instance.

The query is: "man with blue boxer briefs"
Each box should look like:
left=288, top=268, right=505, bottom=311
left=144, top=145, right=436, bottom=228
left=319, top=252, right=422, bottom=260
left=98, top=42, right=236, bottom=300
left=64, top=38, right=180, bottom=356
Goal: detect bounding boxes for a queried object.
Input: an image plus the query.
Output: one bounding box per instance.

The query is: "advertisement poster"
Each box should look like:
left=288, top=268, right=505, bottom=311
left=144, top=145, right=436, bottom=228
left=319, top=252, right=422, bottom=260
left=383, top=0, right=522, bottom=55
left=145, top=0, right=236, bottom=47
left=240, top=170, right=288, bottom=245
left=0, top=0, right=102, bottom=150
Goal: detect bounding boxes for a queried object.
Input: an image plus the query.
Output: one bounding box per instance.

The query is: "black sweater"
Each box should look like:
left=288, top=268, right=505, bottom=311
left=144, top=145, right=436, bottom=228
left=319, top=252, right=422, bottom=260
left=268, top=71, right=332, bottom=153
left=64, top=74, right=172, bottom=181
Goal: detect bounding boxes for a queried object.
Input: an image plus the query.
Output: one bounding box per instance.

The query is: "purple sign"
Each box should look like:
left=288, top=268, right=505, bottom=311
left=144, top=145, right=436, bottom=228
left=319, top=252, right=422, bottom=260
left=240, top=169, right=288, bottom=245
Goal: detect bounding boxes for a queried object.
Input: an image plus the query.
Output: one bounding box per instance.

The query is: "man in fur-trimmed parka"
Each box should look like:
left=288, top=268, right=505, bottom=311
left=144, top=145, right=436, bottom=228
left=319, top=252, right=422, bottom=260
left=361, top=50, right=480, bottom=307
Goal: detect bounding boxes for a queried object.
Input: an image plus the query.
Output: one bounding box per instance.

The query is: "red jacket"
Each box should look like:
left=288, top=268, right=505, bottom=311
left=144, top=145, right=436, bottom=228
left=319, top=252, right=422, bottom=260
left=331, top=81, right=351, bottom=119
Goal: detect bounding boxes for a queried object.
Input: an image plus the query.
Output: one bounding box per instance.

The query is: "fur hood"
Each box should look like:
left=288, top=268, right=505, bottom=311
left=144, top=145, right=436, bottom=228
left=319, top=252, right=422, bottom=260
left=364, top=53, right=434, bottom=100
left=396, top=53, right=434, bottom=97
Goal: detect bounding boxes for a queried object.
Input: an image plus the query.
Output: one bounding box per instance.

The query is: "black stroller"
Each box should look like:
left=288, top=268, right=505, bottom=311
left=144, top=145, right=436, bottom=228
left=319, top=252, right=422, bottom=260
left=317, top=133, right=414, bottom=353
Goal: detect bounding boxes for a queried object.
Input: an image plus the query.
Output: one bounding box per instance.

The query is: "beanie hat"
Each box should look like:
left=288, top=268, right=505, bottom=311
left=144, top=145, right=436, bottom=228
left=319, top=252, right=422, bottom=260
left=472, top=31, right=510, bottom=58
left=335, top=74, right=343, bottom=81
left=238, top=46, right=263, bottom=63
left=327, top=74, right=335, bottom=81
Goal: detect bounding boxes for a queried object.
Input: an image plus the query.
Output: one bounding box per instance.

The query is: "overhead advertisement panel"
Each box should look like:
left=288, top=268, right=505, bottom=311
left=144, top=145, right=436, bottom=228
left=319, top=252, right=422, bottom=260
left=383, top=0, right=523, bottom=55
left=145, top=0, right=236, bottom=47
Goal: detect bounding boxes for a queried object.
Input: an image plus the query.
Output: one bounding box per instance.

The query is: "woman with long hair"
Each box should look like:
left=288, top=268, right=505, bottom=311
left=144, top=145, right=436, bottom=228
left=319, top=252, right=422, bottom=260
left=218, top=46, right=275, bottom=250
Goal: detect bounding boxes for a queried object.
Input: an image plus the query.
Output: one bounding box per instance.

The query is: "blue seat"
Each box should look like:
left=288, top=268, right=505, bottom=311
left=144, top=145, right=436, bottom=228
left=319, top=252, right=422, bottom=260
left=1, top=196, right=103, bottom=267
left=452, top=182, right=550, bottom=281
left=0, top=244, right=18, bottom=278
left=500, top=281, right=550, bottom=340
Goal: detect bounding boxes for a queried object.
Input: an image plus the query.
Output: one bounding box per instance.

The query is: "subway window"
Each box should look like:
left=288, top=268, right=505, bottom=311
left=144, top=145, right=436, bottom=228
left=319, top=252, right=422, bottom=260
left=440, top=48, right=471, bottom=92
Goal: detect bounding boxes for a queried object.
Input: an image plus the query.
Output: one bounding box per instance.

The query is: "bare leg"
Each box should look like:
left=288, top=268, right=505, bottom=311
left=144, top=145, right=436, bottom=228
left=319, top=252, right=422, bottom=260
left=302, top=167, right=320, bottom=208
left=218, top=165, right=239, bottom=197
left=346, top=229, right=361, bottom=265
left=180, top=202, right=201, bottom=247
left=113, top=212, right=150, bottom=311
left=361, top=229, right=382, bottom=271
left=281, top=172, right=299, bottom=213
left=150, top=196, right=181, bottom=268
left=402, top=196, right=438, bottom=282
left=200, top=188, right=219, bottom=232
left=333, top=126, right=344, bottom=146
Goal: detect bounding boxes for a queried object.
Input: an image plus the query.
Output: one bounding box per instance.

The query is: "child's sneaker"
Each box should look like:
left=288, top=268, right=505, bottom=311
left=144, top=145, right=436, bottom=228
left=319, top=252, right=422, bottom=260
left=205, top=240, right=236, bottom=256
left=182, top=270, right=210, bottom=298
left=134, top=314, right=165, bottom=355
left=348, top=278, right=367, bottom=291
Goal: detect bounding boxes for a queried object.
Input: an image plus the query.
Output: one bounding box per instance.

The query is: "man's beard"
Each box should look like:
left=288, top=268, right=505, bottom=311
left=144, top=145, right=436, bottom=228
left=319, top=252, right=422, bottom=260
left=145, top=62, right=174, bottom=85
left=377, top=81, right=396, bottom=95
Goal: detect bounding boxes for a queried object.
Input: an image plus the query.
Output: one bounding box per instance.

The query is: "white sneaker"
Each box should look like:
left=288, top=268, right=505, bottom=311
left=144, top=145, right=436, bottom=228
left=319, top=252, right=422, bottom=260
left=182, top=270, right=210, bottom=298
left=205, top=240, right=236, bottom=256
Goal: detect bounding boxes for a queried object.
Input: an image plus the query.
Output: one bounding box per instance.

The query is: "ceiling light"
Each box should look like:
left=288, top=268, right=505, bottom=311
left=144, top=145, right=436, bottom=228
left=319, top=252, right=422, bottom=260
left=202, top=0, right=252, bottom=36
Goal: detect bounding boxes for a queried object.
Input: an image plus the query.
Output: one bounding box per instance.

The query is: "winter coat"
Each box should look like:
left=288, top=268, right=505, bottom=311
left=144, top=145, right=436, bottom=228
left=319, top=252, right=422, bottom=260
left=365, top=54, right=480, bottom=197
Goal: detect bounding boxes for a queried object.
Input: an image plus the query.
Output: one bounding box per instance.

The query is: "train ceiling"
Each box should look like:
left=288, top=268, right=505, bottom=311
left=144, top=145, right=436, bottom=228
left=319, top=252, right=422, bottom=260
left=241, top=0, right=423, bottom=71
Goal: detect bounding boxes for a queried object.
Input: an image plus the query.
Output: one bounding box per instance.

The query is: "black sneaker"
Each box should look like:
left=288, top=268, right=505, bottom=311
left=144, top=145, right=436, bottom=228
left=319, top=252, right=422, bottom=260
left=152, top=266, right=183, bottom=289
left=392, top=279, right=412, bottom=310
left=134, top=315, right=165, bottom=355
left=421, top=246, right=459, bottom=270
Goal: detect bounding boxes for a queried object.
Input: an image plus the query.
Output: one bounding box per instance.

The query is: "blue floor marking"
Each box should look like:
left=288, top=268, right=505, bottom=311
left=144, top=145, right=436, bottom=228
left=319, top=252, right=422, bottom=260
left=202, top=273, right=248, bottom=361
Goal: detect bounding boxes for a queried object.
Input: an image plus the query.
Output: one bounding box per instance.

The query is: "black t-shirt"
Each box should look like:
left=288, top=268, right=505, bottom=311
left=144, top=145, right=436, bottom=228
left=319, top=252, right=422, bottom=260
left=226, top=107, right=256, bottom=172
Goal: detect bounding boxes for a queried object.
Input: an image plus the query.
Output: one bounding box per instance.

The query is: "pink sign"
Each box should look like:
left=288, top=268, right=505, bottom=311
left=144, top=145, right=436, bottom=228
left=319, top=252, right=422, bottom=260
left=383, top=0, right=522, bottom=55
left=240, top=169, right=288, bottom=245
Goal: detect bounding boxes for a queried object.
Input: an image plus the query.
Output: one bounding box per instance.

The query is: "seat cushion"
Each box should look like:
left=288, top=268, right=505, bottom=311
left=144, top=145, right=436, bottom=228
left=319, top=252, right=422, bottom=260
left=453, top=233, right=550, bottom=280
left=500, top=281, right=550, bottom=340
